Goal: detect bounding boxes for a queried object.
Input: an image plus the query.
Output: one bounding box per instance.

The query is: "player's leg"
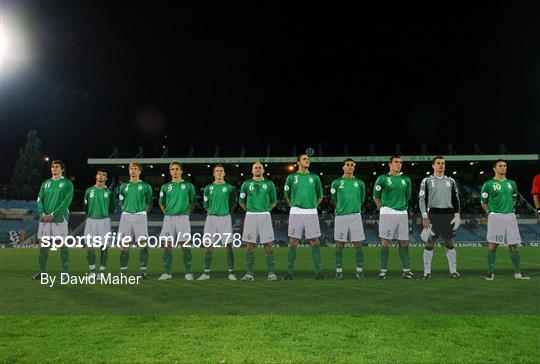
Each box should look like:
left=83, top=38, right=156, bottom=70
left=378, top=213, right=397, bottom=279
left=52, top=220, right=70, bottom=274
left=486, top=213, right=501, bottom=280
left=423, top=241, right=434, bottom=279
left=444, top=239, right=459, bottom=278
left=83, top=219, right=96, bottom=276
left=350, top=214, right=366, bottom=279
left=306, top=214, right=323, bottom=279
left=352, top=242, right=364, bottom=279
left=222, top=215, right=236, bottom=280
left=335, top=241, right=346, bottom=280
left=506, top=214, right=529, bottom=279
left=135, top=215, right=150, bottom=279
left=263, top=242, right=276, bottom=280
left=198, top=216, right=215, bottom=280
left=422, top=212, right=436, bottom=280
left=32, top=222, right=52, bottom=279
left=178, top=215, right=193, bottom=280
left=334, top=215, right=347, bottom=279
left=285, top=213, right=303, bottom=280
left=441, top=210, right=459, bottom=278
left=159, top=216, right=174, bottom=280
left=396, top=214, right=415, bottom=279
left=97, top=218, right=111, bottom=280
left=378, top=238, right=391, bottom=280
left=242, top=242, right=256, bottom=281
left=117, top=213, right=132, bottom=277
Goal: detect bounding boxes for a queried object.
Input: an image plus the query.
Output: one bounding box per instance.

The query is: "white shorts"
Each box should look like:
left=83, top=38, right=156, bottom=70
left=288, top=210, right=321, bottom=240
left=161, top=215, right=191, bottom=243
left=118, top=213, right=149, bottom=243
left=204, top=215, right=233, bottom=245
left=487, top=213, right=521, bottom=245
left=334, top=213, right=365, bottom=242
left=242, top=212, right=275, bottom=244
left=38, top=220, right=68, bottom=239
left=379, top=213, right=409, bottom=241
left=83, top=217, right=112, bottom=247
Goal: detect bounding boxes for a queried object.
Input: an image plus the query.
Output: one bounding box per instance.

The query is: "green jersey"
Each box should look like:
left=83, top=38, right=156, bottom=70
left=159, top=180, right=196, bottom=216
left=284, top=172, right=323, bottom=209
left=373, top=173, right=412, bottom=211
left=330, top=176, right=366, bottom=215
left=480, top=178, right=517, bottom=213
left=118, top=181, right=153, bottom=213
left=84, top=186, right=116, bottom=219
left=204, top=182, right=236, bottom=216
left=37, top=177, right=74, bottom=223
left=239, top=179, right=277, bottom=212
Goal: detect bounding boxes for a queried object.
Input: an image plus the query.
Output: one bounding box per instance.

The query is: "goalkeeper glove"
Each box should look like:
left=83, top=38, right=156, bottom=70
left=450, top=213, right=461, bottom=231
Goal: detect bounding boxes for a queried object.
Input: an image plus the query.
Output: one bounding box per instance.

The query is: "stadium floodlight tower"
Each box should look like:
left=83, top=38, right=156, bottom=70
left=0, top=9, right=31, bottom=84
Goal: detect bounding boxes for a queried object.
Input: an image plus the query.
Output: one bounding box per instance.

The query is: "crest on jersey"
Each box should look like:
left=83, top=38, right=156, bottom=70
left=138, top=185, right=142, bottom=191
left=375, top=185, right=382, bottom=191
left=222, top=187, right=227, bottom=193
left=240, top=192, right=246, bottom=199
left=507, top=183, right=512, bottom=190
left=308, top=178, right=314, bottom=184
left=401, top=180, right=406, bottom=185
left=104, top=192, right=108, bottom=198
left=482, top=192, right=488, bottom=199
left=354, top=182, right=359, bottom=188
left=446, top=181, right=451, bottom=188
left=59, top=183, right=64, bottom=188
left=181, top=184, right=186, bottom=190
left=262, top=184, right=268, bottom=190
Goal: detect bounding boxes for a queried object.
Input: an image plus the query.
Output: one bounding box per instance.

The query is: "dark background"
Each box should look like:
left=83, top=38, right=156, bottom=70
left=1, top=1, right=539, bottom=185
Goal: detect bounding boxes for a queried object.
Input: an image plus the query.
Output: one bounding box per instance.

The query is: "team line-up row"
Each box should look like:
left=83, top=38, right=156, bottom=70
left=32, top=155, right=531, bottom=282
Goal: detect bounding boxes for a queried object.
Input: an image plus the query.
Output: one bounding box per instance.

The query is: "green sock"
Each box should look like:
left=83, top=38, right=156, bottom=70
left=287, top=246, right=297, bottom=274
left=312, top=246, right=322, bottom=274
left=38, top=248, right=48, bottom=273
left=87, top=250, right=96, bottom=272
left=60, top=247, right=69, bottom=273
left=335, top=247, right=344, bottom=269
left=380, top=246, right=389, bottom=270
left=227, top=250, right=235, bottom=271
left=510, top=251, right=521, bottom=274
left=355, top=247, right=364, bottom=268
left=120, top=250, right=129, bottom=272
left=139, top=248, right=149, bottom=271
left=487, top=251, right=496, bottom=274
left=99, top=249, right=108, bottom=271
left=204, top=251, right=213, bottom=272
left=163, top=249, right=172, bottom=275
left=246, top=251, right=255, bottom=275
left=399, top=246, right=410, bottom=270
left=182, top=249, right=192, bottom=273
left=266, top=250, right=275, bottom=275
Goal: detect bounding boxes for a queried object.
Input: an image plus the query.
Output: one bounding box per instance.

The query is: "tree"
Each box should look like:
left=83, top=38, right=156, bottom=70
left=11, top=130, right=44, bottom=199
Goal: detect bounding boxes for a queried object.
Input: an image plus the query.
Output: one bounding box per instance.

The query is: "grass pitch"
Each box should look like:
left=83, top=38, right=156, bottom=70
left=1, top=247, right=539, bottom=363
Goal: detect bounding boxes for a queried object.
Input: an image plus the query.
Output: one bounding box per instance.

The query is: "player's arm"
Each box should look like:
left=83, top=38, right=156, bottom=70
left=284, top=175, right=292, bottom=206
left=315, top=175, right=323, bottom=206
left=145, top=184, right=153, bottom=213
left=188, top=183, right=196, bottom=213
left=52, top=180, right=74, bottom=218
left=418, top=177, right=430, bottom=228
left=512, top=181, right=518, bottom=208
left=83, top=188, right=89, bottom=215
left=238, top=182, right=248, bottom=210
left=329, top=180, right=337, bottom=208
left=108, top=189, right=116, bottom=216
left=118, top=184, right=125, bottom=210
left=405, top=176, right=412, bottom=201
left=360, top=180, right=366, bottom=210
left=531, top=176, right=540, bottom=218
left=450, top=178, right=461, bottom=230
left=480, top=181, right=490, bottom=215
left=229, top=186, right=237, bottom=212
left=37, top=182, right=52, bottom=222
left=203, top=185, right=210, bottom=211
left=158, top=185, right=167, bottom=213
left=269, top=182, right=277, bottom=210
left=373, top=176, right=383, bottom=210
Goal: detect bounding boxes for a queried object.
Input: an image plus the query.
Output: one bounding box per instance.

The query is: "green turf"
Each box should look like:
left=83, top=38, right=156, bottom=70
left=1, top=247, right=539, bottom=363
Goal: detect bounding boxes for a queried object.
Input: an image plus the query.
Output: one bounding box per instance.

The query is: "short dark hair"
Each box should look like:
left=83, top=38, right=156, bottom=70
left=51, top=160, right=65, bottom=170
left=343, top=158, right=355, bottom=165
left=432, top=156, right=445, bottom=165
left=493, top=159, right=506, bottom=168
left=389, top=155, right=401, bottom=163
left=297, top=154, right=309, bottom=162
left=97, top=168, right=108, bottom=175
left=213, top=163, right=224, bottom=171
left=169, top=161, right=183, bottom=171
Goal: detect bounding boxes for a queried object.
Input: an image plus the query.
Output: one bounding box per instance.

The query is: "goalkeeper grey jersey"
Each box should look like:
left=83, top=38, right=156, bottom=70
left=418, top=175, right=460, bottom=215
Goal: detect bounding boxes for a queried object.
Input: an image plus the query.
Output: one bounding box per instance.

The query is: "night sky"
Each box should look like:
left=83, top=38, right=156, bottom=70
left=1, top=2, right=539, bottom=184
